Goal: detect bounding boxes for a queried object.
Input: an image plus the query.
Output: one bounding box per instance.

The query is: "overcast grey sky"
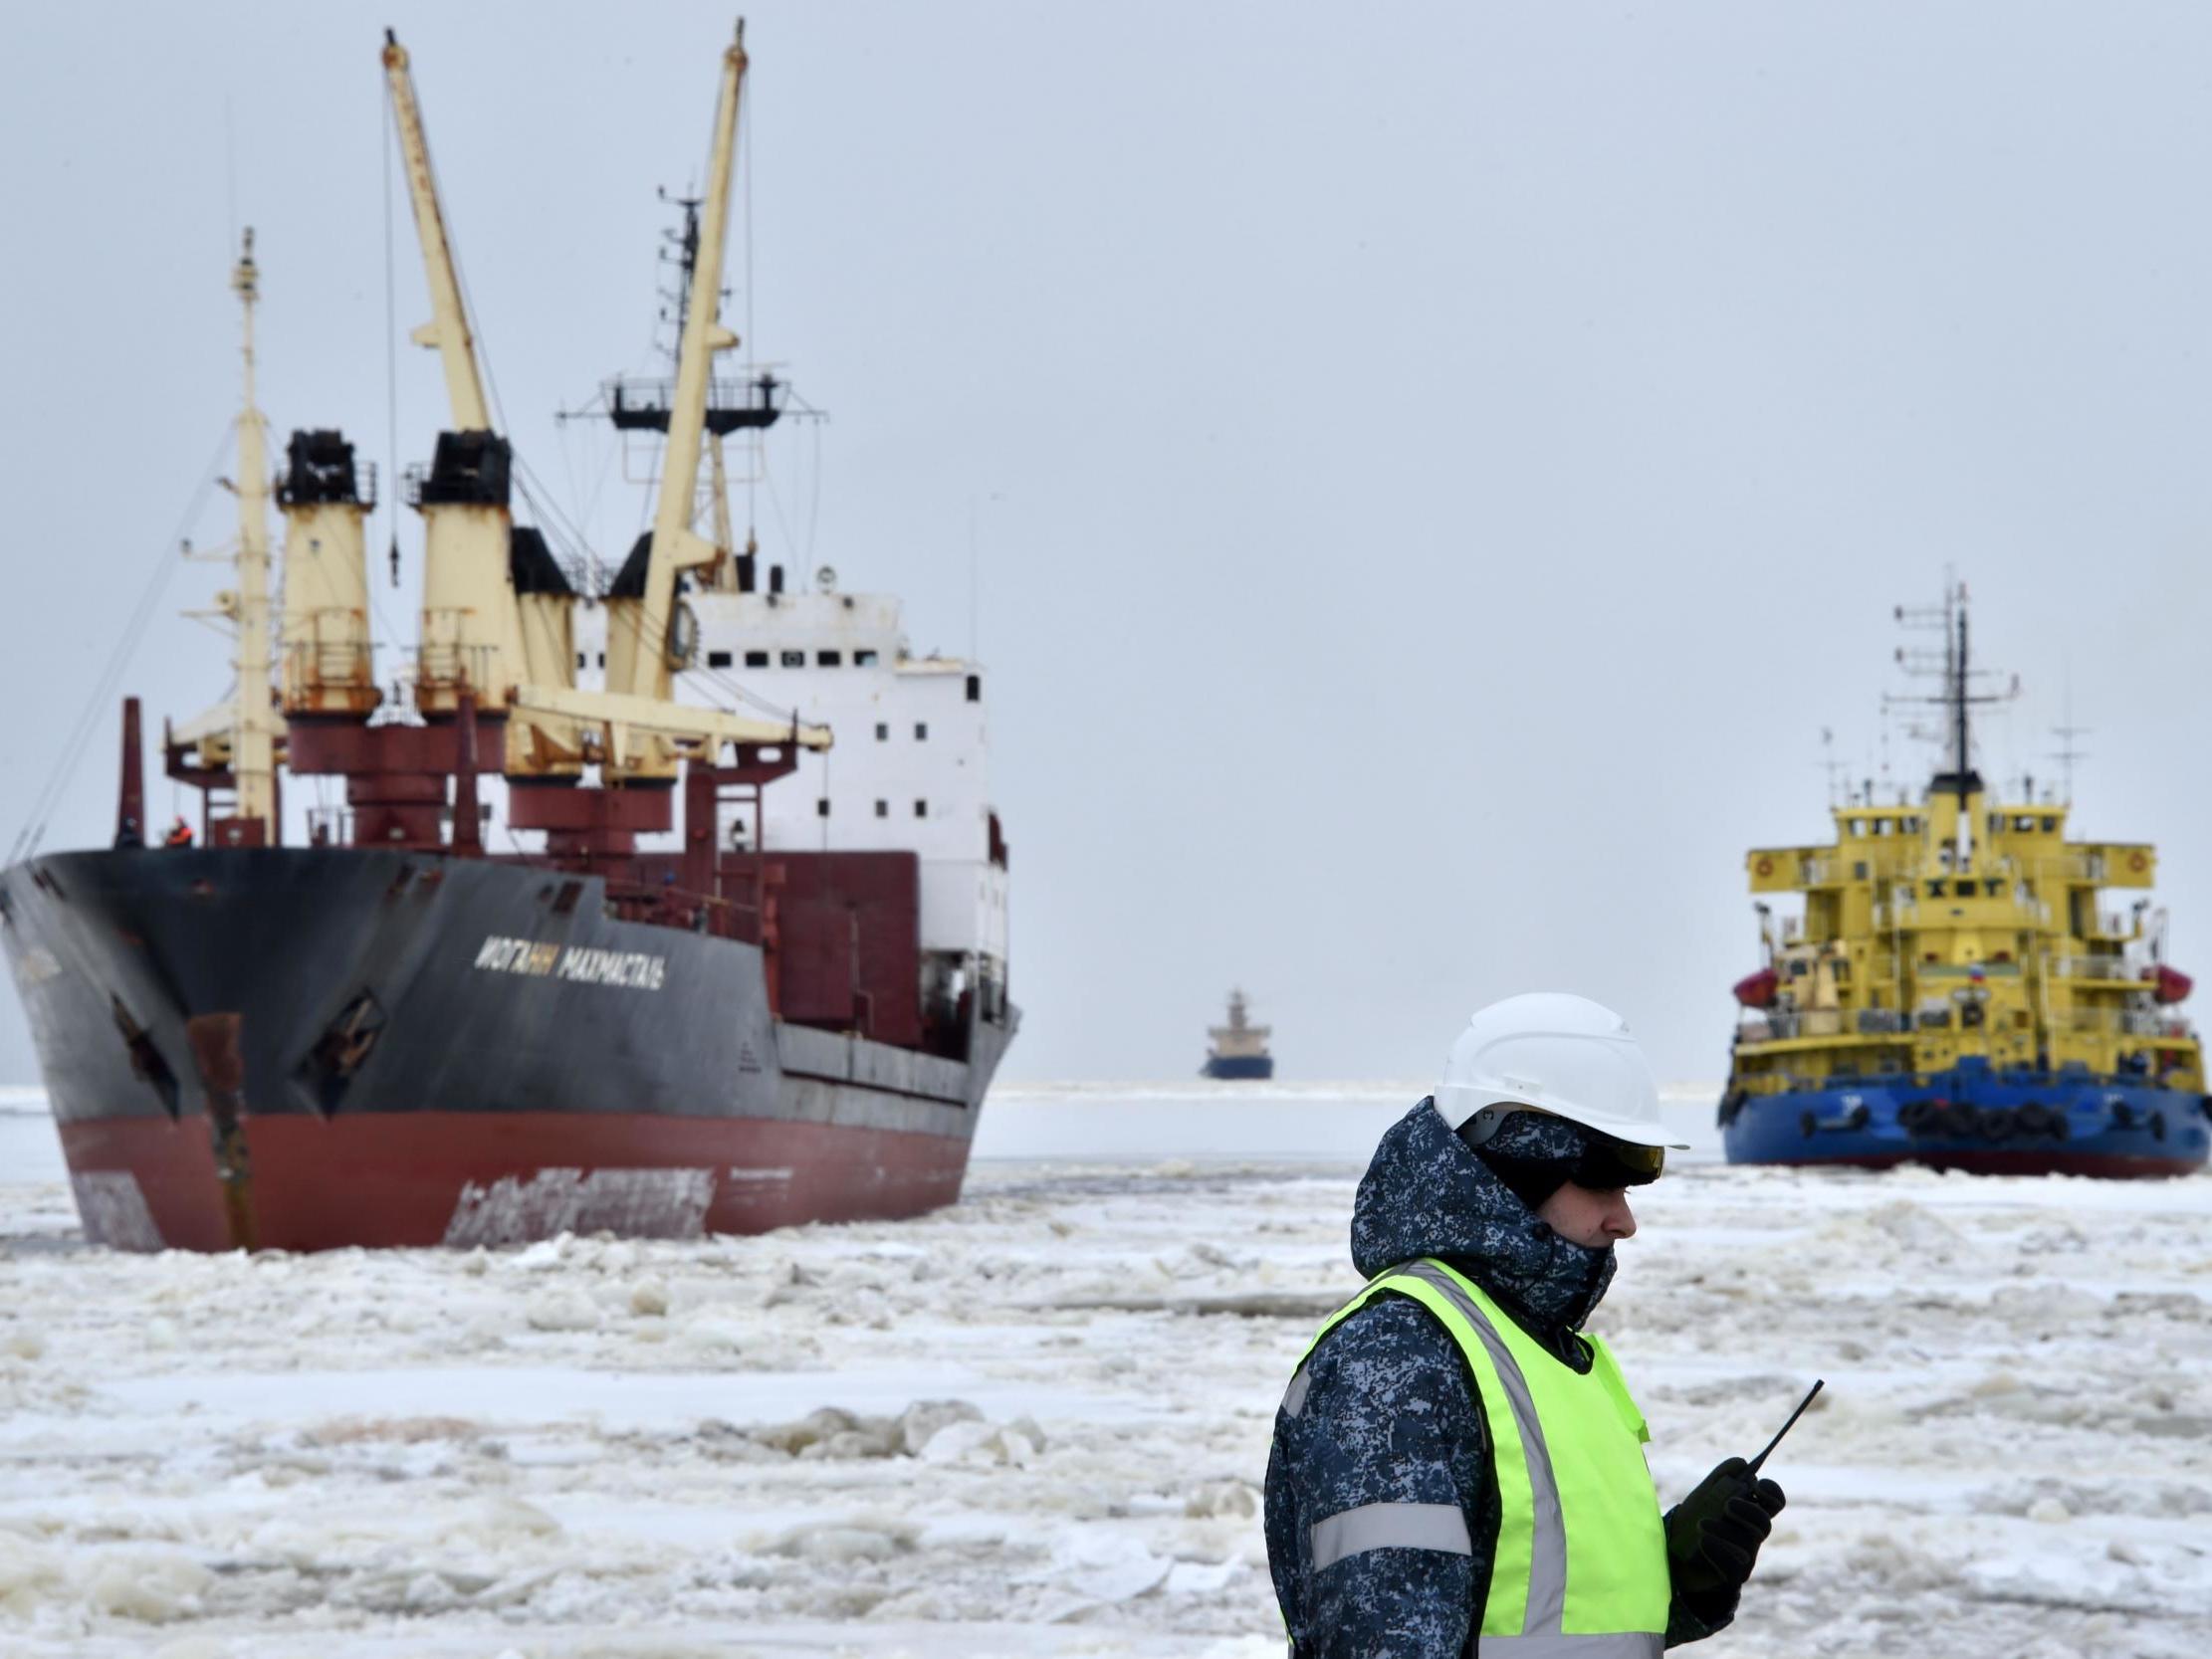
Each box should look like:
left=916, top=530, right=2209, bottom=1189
left=4, top=3, right=2211, bottom=1089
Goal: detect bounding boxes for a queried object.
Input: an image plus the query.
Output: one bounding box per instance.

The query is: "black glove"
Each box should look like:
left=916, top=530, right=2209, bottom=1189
left=1664, top=1457, right=1786, bottom=1596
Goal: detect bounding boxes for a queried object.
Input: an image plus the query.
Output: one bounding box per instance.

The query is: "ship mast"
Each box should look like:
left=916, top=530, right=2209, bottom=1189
left=1890, top=579, right=2014, bottom=805
left=228, top=229, right=278, bottom=836
left=1949, top=593, right=1970, bottom=796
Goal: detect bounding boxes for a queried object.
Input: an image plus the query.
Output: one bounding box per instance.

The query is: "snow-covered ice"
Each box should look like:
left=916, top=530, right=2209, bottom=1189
left=3, top=1085, right=2210, bottom=1656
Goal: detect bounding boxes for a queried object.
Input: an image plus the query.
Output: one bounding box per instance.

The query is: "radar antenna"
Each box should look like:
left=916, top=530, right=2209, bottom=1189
left=1884, top=577, right=2018, bottom=801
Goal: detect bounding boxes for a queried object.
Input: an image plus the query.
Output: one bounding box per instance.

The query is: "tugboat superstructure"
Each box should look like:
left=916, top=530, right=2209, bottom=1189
left=1721, top=583, right=2208, bottom=1176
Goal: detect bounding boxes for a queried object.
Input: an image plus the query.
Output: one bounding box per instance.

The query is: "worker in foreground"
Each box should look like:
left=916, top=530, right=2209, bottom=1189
left=1265, top=993, right=1787, bottom=1655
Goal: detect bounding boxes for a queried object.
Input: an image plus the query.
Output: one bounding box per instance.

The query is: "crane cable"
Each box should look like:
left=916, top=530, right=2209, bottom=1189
left=6, top=427, right=233, bottom=866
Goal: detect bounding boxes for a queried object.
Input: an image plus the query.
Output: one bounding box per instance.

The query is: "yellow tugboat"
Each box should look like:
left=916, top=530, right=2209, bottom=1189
left=1721, top=582, right=2209, bottom=1176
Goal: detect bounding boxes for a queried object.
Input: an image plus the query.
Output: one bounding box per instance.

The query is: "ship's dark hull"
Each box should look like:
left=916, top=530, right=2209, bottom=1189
left=1720, top=1066, right=2209, bottom=1178
left=0, top=847, right=1015, bottom=1250
left=1202, top=1055, right=1274, bottom=1080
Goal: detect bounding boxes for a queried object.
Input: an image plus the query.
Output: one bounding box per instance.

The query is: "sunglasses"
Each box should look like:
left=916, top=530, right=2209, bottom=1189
left=1575, top=1139, right=1665, bottom=1187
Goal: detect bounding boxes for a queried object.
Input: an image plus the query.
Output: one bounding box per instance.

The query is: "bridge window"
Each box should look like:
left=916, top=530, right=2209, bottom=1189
left=816, top=798, right=830, bottom=818
left=1873, top=818, right=1891, bottom=836
left=914, top=799, right=928, bottom=819
left=1928, top=880, right=1946, bottom=898
left=817, top=650, right=842, bottom=667
left=915, top=723, right=929, bottom=740
left=780, top=650, right=805, bottom=668
left=746, top=650, right=769, bottom=668
left=966, top=674, right=981, bottom=702
left=707, top=650, right=733, bottom=669
left=875, top=723, right=888, bottom=741
left=875, top=799, right=888, bottom=818
left=855, top=649, right=880, bottom=667
left=2041, top=816, right=2057, bottom=832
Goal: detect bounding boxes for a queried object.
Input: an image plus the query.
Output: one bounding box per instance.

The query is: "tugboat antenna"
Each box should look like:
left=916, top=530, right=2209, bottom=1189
left=1884, top=578, right=2017, bottom=802
left=2049, top=670, right=2090, bottom=806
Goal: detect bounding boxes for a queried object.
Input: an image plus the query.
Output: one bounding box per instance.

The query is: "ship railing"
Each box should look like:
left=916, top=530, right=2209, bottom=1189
left=604, top=374, right=787, bottom=430
left=1804, top=854, right=1934, bottom=887
left=2050, top=953, right=2137, bottom=983
left=413, top=639, right=496, bottom=694
left=2051, top=1007, right=2187, bottom=1038
left=2122, top=1009, right=2191, bottom=1039
left=1801, top=856, right=1882, bottom=886
left=284, top=635, right=374, bottom=691
left=305, top=806, right=351, bottom=847
left=2049, top=852, right=2104, bottom=884
left=1738, top=1008, right=1903, bottom=1043
left=277, top=460, right=379, bottom=511
left=603, top=877, right=763, bottom=942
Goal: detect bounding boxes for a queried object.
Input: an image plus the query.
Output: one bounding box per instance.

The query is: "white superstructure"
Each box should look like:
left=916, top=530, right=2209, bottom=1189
left=573, top=573, right=1008, bottom=988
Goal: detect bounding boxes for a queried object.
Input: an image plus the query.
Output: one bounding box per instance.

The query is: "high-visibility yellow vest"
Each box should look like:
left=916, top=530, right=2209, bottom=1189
left=1290, top=1257, right=1671, bottom=1657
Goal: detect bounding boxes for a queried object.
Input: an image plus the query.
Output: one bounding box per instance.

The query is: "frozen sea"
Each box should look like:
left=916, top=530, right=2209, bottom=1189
left=2, top=1082, right=2210, bottom=1657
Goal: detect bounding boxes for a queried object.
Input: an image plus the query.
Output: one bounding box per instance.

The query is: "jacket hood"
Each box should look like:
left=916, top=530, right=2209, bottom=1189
left=1350, top=1098, right=1617, bottom=1335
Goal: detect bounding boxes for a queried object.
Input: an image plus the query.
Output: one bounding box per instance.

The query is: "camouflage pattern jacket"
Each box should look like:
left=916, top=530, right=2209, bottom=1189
left=1263, top=1100, right=1731, bottom=1655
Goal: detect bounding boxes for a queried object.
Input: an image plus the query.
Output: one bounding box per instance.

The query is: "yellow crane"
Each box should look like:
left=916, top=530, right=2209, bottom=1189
left=383, top=25, right=823, bottom=784
left=380, top=29, right=558, bottom=743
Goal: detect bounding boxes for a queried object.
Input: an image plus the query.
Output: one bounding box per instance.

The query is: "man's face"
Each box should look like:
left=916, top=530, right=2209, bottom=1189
left=1537, top=1180, right=1639, bottom=1247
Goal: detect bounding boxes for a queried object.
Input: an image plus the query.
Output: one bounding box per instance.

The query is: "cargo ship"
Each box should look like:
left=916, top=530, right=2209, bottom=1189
left=1720, top=582, right=2207, bottom=1176
left=1203, top=989, right=1273, bottom=1080
left=0, top=24, right=1015, bottom=1251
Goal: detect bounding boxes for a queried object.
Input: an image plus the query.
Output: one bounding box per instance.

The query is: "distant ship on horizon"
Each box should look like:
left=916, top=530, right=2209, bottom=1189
left=1202, top=989, right=1273, bottom=1081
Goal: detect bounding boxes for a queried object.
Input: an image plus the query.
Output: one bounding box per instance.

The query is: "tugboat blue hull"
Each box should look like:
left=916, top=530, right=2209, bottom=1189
left=1203, top=1056, right=1275, bottom=1080
left=1721, top=1063, right=2210, bottom=1177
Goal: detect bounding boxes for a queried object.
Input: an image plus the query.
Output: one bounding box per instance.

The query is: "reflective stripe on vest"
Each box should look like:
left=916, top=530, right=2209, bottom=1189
left=1309, top=1500, right=1473, bottom=1570
left=1292, top=1258, right=1669, bottom=1658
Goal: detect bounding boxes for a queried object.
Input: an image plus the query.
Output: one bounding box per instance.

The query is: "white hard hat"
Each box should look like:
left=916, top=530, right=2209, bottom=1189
left=1435, top=991, right=1688, bottom=1150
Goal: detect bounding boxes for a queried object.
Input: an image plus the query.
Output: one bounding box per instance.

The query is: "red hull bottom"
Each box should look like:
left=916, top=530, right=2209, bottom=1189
left=57, top=1112, right=973, bottom=1252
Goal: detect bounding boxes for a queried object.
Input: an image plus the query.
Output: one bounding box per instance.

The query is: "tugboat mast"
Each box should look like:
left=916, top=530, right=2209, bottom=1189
left=1891, top=580, right=2011, bottom=809
left=228, top=228, right=277, bottom=839
left=1948, top=593, right=1972, bottom=800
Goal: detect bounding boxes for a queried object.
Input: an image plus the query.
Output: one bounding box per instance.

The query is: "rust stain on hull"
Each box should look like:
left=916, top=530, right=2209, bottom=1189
left=184, top=1012, right=259, bottom=1250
